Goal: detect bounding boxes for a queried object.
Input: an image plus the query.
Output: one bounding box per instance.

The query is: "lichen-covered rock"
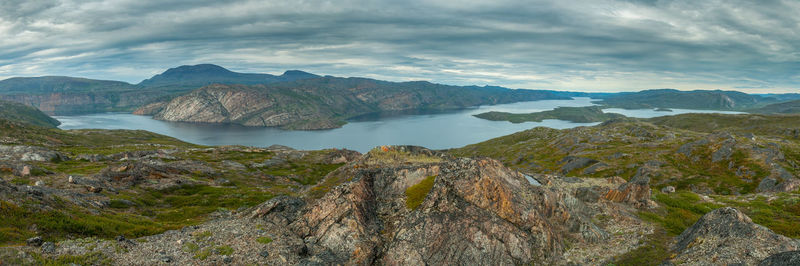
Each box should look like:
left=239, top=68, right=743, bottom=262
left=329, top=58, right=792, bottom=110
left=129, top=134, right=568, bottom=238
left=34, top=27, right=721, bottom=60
left=670, top=207, right=800, bottom=265
left=0, top=145, right=69, bottom=162
left=759, top=250, right=800, bottom=266
left=559, top=156, right=599, bottom=174
left=604, top=174, right=655, bottom=208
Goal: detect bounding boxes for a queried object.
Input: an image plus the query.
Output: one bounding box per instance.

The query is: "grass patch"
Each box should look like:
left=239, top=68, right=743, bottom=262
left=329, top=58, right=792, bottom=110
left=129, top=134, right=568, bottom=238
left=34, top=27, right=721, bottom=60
left=0, top=200, right=171, bottom=245
left=216, top=245, right=234, bottom=256
left=611, top=229, right=672, bottom=266
left=194, top=248, right=212, bottom=260
left=256, top=236, right=273, bottom=244
left=193, top=231, right=212, bottom=242
left=405, top=175, right=436, bottom=210
left=367, top=147, right=443, bottom=165
left=639, top=191, right=722, bottom=235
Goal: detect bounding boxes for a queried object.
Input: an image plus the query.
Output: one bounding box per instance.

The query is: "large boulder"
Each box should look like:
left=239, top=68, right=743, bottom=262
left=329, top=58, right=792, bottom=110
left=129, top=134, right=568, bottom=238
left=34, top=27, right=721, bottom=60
left=669, top=207, right=800, bottom=265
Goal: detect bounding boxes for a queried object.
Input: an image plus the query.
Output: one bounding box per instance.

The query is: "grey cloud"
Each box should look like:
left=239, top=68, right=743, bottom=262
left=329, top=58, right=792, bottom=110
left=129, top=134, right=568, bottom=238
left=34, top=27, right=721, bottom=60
left=0, top=0, right=797, bottom=92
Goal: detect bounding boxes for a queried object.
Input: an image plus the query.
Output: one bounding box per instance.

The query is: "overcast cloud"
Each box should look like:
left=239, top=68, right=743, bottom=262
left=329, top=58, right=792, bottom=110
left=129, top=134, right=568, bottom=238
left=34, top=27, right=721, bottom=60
left=0, top=0, right=798, bottom=92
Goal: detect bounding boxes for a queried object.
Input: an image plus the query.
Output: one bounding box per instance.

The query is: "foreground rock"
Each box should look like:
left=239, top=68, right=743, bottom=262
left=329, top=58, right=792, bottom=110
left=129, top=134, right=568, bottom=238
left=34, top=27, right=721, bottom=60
left=16, top=146, right=655, bottom=265
left=670, top=207, right=800, bottom=265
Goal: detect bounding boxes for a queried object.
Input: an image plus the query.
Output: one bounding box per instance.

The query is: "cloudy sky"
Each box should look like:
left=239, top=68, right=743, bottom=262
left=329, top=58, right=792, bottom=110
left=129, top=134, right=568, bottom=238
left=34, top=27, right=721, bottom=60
left=0, top=0, right=798, bottom=92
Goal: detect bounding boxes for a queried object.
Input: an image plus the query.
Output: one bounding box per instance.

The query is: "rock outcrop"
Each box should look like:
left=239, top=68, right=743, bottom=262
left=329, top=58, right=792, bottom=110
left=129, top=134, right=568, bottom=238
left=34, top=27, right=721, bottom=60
left=670, top=207, right=800, bottom=265
left=245, top=146, right=618, bottom=265
left=759, top=251, right=800, bottom=266
left=0, top=145, right=69, bottom=162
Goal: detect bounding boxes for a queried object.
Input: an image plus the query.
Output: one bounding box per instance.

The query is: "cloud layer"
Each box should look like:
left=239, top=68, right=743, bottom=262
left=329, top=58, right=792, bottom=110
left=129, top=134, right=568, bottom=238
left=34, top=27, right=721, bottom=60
left=0, top=0, right=798, bottom=92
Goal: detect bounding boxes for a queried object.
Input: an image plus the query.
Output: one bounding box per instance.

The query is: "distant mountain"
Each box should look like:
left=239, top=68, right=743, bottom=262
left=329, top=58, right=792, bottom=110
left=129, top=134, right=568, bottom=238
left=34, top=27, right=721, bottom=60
left=750, top=99, right=800, bottom=114
left=0, top=76, right=135, bottom=94
left=143, top=76, right=570, bottom=130
left=0, top=100, right=60, bottom=128
left=597, top=89, right=775, bottom=110
left=137, top=64, right=319, bottom=89
left=0, top=64, right=320, bottom=115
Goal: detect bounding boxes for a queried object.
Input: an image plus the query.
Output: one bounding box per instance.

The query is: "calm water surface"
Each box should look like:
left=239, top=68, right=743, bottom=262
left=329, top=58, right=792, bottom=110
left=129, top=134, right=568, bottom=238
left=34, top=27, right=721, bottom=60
left=55, top=98, right=743, bottom=153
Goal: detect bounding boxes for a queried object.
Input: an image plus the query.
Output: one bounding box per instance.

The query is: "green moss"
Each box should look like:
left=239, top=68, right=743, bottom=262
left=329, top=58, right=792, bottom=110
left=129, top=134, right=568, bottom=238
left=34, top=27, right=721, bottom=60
left=639, top=191, right=723, bottom=235
left=9, top=177, right=30, bottom=186
left=32, top=251, right=112, bottom=266
left=405, top=175, right=437, bottom=210
left=611, top=229, right=672, bottom=266
left=367, top=147, right=443, bottom=165
left=256, top=236, right=273, bottom=244
left=193, top=231, right=212, bottom=242
left=0, top=200, right=170, bottom=245
left=194, top=248, right=212, bottom=260
left=182, top=242, right=200, bottom=253
left=216, top=245, right=234, bottom=255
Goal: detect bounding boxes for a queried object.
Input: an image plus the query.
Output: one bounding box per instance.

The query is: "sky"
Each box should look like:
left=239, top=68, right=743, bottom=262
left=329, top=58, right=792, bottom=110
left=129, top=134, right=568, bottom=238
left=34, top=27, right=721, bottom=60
left=0, top=0, right=798, bottom=93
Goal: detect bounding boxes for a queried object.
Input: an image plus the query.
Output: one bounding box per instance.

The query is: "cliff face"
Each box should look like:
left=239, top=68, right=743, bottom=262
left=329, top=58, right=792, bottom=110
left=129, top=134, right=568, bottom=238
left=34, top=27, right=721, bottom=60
left=145, top=77, right=568, bottom=129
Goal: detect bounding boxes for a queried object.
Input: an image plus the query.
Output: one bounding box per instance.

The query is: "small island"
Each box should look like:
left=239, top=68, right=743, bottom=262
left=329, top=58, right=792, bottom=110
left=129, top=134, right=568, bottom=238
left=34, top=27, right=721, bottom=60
left=473, top=106, right=627, bottom=123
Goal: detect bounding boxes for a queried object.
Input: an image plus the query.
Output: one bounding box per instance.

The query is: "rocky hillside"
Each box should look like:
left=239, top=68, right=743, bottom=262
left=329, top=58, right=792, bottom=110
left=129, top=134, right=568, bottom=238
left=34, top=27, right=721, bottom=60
left=0, top=100, right=60, bottom=128
left=144, top=77, right=569, bottom=129
left=597, top=89, right=777, bottom=110
left=451, top=113, right=800, bottom=264
left=1, top=115, right=800, bottom=265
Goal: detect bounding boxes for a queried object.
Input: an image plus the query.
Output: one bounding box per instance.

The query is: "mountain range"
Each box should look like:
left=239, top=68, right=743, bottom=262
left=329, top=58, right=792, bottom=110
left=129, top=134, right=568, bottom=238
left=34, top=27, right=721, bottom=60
left=1, top=64, right=799, bottom=130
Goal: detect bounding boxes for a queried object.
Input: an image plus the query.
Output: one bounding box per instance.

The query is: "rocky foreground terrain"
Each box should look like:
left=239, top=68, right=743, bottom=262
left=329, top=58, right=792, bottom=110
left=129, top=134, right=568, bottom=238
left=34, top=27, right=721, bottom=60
left=1, top=112, right=800, bottom=265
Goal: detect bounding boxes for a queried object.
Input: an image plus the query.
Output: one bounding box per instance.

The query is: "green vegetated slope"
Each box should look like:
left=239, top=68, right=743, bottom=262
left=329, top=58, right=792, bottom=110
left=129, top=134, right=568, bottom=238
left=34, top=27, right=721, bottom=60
left=749, top=99, right=800, bottom=114
left=474, top=106, right=627, bottom=123
left=450, top=113, right=800, bottom=263
left=0, top=100, right=61, bottom=128
left=0, top=117, right=354, bottom=247
left=597, top=89, right=778, bottom=110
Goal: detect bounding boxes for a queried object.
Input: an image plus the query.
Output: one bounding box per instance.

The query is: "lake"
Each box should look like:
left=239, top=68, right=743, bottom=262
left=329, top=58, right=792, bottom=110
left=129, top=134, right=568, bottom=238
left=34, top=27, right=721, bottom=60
left=55, top=98, right=743, bottom=153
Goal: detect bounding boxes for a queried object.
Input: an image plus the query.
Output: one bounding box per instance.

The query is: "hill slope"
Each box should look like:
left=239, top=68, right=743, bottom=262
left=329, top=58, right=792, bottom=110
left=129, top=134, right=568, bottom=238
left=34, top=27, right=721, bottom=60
left=145, top=77, right=570, bottom=129
left=750, top=99, right=800, bottom=114
left=0, top=100, right=60, bottom=128
left=598, top=89, right=774, bottom=110
left=137, top=64, right=319, bottom=89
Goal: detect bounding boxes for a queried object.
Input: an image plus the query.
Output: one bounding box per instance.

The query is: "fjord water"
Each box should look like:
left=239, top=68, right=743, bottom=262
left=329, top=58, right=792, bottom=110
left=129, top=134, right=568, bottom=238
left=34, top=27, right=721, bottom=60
left=55, top=98, right=743, bottom=153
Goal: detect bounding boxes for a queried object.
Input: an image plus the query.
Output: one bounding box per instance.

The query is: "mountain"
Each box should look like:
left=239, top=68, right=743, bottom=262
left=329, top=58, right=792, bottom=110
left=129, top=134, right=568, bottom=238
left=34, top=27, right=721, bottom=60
left=0, top=100, right=60, bottom=128
left=750, top=99, right=800, bottom=114
left=0, top=64, right=320, bottom=115
left=0, top=76, right=134, bottom=94
left=597, top=89, right=775, bottom=110
left=0, top=76, right=173, bottom=115
left=137, top=64, right=319, bottom=89
left=142, top=77, right=570, bottom=129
